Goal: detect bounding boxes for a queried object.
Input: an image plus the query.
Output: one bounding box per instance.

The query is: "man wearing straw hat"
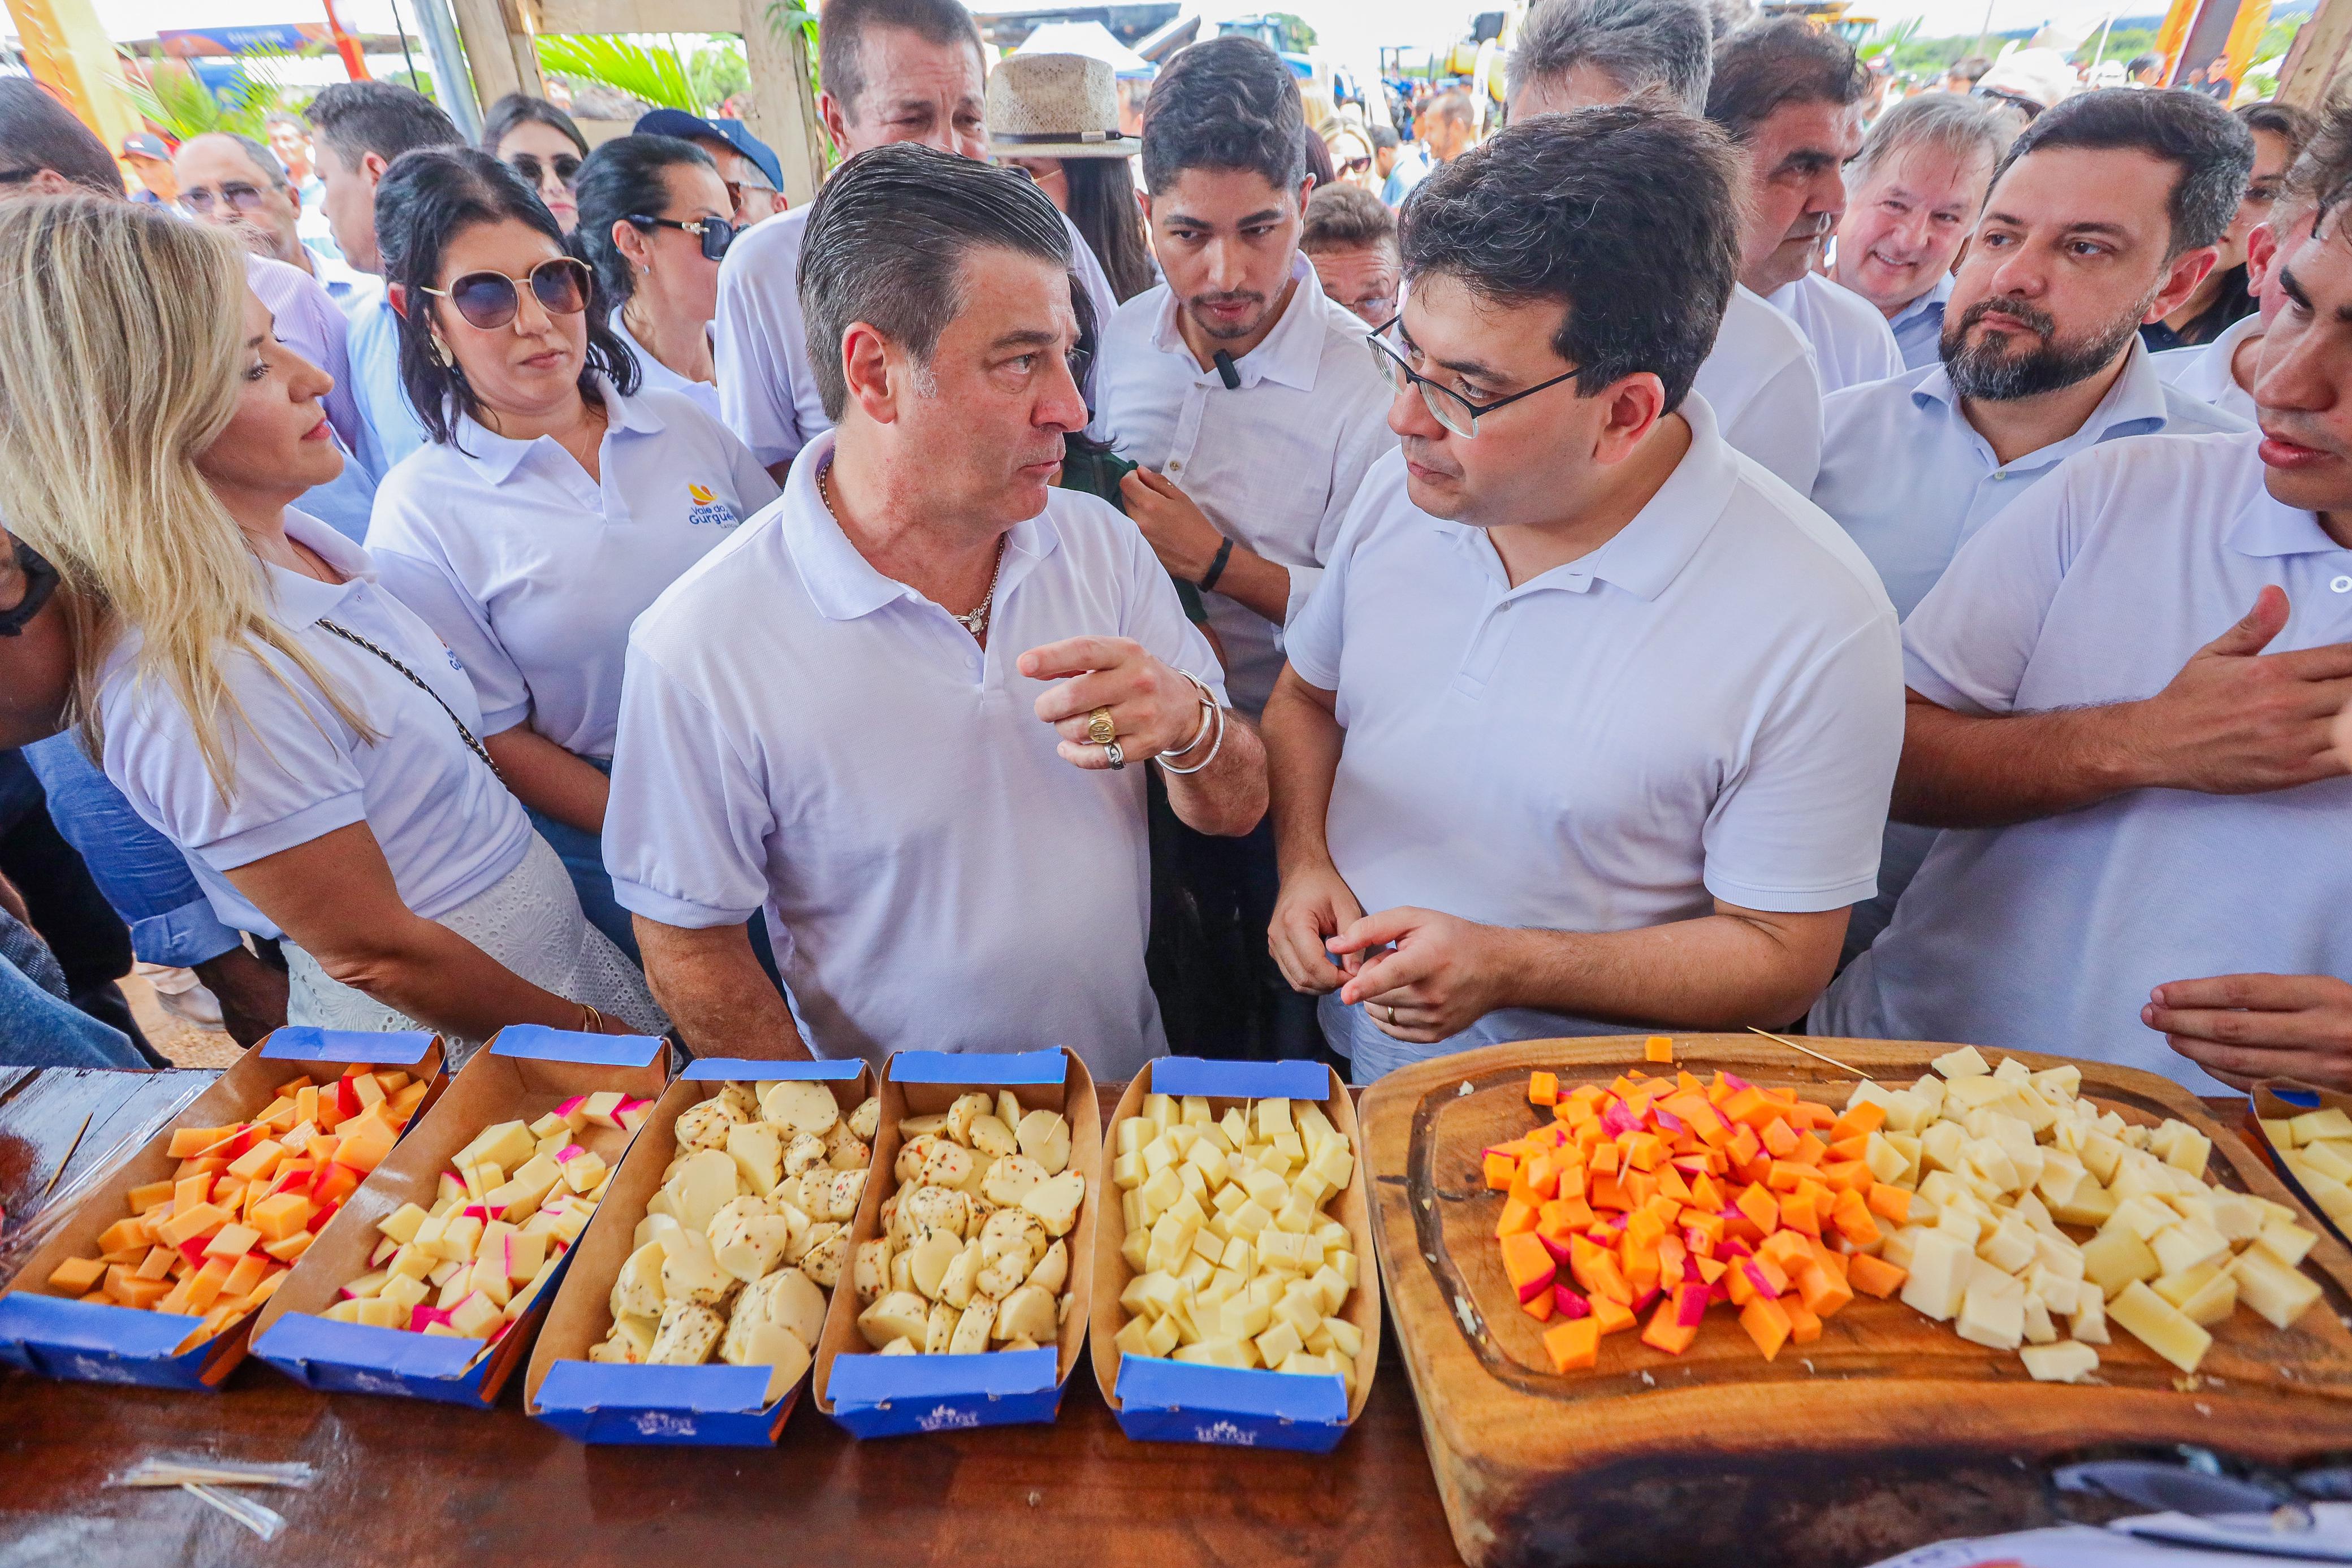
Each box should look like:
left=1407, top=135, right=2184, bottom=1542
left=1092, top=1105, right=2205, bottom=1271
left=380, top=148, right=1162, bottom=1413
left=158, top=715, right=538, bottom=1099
left=714, top=0, right=1122, bottom=481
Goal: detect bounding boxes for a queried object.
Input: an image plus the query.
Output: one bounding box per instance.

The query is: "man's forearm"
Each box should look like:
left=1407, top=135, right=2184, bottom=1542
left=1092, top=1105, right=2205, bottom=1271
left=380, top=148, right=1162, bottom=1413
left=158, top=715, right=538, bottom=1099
left=634, top=916, right=811, bottom=1060
left=1891, top=693, right=2145, bottom=829
left=1161, top=710, right=1268, bottom=837
left=1263, top=672, right=1344, bottom=877
left=1501, top=912, right=1844, bottom=1033
left=1208, top=546, right=1291, bottom=628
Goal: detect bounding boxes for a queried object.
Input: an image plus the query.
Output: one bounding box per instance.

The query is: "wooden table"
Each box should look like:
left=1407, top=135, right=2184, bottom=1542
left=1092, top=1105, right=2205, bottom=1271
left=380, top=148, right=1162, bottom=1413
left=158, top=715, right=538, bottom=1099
left=0, top=1069, right=2270, bottom=1568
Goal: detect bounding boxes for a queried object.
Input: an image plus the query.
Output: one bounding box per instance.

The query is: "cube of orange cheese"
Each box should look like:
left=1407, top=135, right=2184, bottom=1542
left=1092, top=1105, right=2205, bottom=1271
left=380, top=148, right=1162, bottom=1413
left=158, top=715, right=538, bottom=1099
left=221, top=1252, right=268, bottom=1301
left=172, top=1173, right=214, bottom=1216
left=97, top=1216, right=154, bottom=1256
left=262, top=1230, right=315, bottom=1263
left=155, top=1202, right=230, bottom=1249
left=46, top=1256, right=107, bottom=1293
left=224, top=1138, right=286, bottom=1182
left=107, top=1269, right=176, bottom=1309
left=181, top=1257, right=234, bottom=1314
left=125, top=1180, right=176, bottom=1213
left=249, top=1192, right=314, bottom=1243
left=202, top=1224, right=261, bottom=1261
left=1645, top=1036, right=1674, bottom=1064
left=167, top=1127, right=228, bottom=1158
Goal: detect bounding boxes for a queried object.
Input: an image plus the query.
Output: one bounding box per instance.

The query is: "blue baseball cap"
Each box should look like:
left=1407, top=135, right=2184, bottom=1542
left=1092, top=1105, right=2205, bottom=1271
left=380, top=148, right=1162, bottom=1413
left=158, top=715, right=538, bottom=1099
left=633, top=109, right=784, bottom=192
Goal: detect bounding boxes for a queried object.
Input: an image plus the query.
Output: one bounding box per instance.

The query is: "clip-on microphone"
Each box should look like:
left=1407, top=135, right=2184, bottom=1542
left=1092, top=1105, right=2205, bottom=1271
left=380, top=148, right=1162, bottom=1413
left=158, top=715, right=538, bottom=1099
left=1212, top=350, right=1240, bottom=390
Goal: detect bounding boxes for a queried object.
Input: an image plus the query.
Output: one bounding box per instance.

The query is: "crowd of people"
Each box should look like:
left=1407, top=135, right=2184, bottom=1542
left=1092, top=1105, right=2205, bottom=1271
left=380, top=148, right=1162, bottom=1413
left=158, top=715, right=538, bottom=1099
left=1, top=0, right=2350, bottom=1107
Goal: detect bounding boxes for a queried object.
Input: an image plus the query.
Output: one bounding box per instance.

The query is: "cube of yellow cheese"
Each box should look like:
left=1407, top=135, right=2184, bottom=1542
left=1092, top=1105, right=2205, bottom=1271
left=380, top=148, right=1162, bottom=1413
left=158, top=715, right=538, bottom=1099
left=202, top=1224, right=261, bottom=1261
left=2107, top=1280, right=2211, bottom=1374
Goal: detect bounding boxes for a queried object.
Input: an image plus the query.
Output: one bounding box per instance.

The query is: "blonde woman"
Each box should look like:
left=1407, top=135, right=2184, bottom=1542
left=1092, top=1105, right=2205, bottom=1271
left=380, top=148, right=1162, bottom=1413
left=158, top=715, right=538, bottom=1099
left=0, top=197, right=663, bottom=1053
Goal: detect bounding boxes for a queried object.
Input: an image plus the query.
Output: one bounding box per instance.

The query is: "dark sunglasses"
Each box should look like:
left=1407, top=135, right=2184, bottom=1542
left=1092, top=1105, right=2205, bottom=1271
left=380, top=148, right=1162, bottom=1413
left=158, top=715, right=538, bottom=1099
left=422, top=255, right=593, bottom=330
left=505, top=151, right=582, bottom=189
left=181, top=181, right=274, bottom=216
left=1341, top=155, right=1372, bottom=174
left=630, top=213, right=738, bottom=262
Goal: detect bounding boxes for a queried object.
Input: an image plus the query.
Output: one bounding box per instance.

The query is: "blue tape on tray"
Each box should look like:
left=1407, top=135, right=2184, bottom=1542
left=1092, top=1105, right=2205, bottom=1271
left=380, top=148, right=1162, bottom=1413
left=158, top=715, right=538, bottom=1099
left=0, top=1292, right=220, bottom=1389
left=825, top=1345, right=1063, bottom=1436
left=1149, top=1058, right=1328, bottom=1101
left=1113, top=1357, right=1350, bottom=1452
left=889, top=1050, right=1063, bottom=1086
left=533, top=1359, right=789, bottom=1445
left=683, top=1057, right=864, bottom=1082
left=490, top=1024, right=663, bottom=1068
left=262, top=1026, right=437, bottom=1067
left=2277, top=1089, right=2324, bottom=1109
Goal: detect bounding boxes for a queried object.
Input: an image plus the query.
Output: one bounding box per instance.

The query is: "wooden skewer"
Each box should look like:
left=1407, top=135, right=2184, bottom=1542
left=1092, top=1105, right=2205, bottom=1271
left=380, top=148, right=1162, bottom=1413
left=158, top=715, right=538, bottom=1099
left=42, top=1110, right=93, bottom=1196
left=1746, top=1026, right=1873, bottom=1081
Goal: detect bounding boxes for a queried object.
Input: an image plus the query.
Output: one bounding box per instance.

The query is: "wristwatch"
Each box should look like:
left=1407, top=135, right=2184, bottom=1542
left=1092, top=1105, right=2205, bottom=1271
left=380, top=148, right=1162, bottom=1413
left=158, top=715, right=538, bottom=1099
left=0, top=538, right=60, bottom=637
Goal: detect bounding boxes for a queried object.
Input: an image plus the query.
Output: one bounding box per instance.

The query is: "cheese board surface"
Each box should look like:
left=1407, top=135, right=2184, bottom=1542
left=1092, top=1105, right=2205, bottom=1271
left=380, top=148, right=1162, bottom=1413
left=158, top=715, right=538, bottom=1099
left=1361, top=1035, right=2352, bottom=1568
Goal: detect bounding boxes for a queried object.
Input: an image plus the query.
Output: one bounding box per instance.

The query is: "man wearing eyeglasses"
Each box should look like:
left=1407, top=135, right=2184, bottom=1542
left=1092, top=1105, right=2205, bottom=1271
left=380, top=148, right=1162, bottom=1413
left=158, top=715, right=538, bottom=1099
left=1263, top=106, right=1903, bottom=1084
left=173, top=133, right=365, bottom=307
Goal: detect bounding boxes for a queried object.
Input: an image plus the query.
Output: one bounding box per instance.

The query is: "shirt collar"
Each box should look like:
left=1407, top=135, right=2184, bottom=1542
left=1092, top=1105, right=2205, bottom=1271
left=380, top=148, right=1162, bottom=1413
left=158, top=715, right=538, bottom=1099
left=781, top=431, right=1063, bottom=623
left=263, top=508, right=374, bottom=630
left=1912, top=337, right=2176, bottom=456
left=1889, top=274, right=1953, bottom=330
left=448, top=374, right=656, bottom=483
left=1147, top=254, right=1329, bottom=393
left=2225, top=443, right=2347, bottom=558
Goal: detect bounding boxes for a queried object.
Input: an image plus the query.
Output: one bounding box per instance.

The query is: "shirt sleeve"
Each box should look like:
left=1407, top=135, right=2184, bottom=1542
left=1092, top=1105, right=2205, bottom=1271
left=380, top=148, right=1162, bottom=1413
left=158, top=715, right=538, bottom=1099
left=1288, top=372, right=1401, bottom=626
left=1718, top=352, right=1824, bottom=494
left=718, top=418, right=784, bottom=516
left=1701, top=613, right=1906, bottom=912
left=1900, top=459, right=2087, bottom=716
left=1116, top=519, right=1228, bottom=707
left=1281, top=458, right=1390, bottom=693
left=604, top=642, right=777, bottom=928
left=364, top=490, right=534, bottom=738
left=714, top=229, right=808, bottom=472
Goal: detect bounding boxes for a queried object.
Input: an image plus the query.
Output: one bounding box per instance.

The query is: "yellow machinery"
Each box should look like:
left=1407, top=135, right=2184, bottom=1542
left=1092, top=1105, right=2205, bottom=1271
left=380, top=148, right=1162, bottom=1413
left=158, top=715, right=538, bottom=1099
left=2154, top=0, right=2275, bottom=91
left=5, top=0, right=139, bottom=148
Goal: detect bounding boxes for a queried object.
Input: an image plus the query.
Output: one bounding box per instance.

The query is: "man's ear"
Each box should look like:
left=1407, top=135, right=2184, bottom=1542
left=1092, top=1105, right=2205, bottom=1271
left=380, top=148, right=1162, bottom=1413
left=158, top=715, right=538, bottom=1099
left=361, top=149, right=391, bottom=191
left=2147, top=243, right=2219, bottom=324
left=1947, top=234, right=1970, bottom=278
left=816, top=92, right=852, bottom=157
left=1594, top=371, right=1667, bottom=466
left=840, top=320, right=901, bottom=424
left=2245, top=221, right=2280, bottom=296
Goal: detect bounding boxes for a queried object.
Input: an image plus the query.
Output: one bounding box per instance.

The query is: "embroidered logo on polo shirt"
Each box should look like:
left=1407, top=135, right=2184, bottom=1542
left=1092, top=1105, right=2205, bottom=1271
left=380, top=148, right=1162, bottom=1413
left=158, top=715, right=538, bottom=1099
left=686, top=483, right=741, bottom=528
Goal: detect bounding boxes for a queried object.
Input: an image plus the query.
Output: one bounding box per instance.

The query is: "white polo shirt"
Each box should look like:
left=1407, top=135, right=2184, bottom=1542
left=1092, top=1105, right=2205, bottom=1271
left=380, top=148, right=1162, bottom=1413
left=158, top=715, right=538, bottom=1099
left=611, top=307, right=723, bottom=424
left=365, top=381, right=778, bottom=760
left=604, top=431, right=1226, bottom=1078
left=1287, top=393, right=1904, bottom=1067
left=2152, top=309, right=2261, bottom=423
left=1770, top=272, right=1905, bottom=394
left=1815, top=431, right=2352, bottom=1094
left=714, top=205, right=1121, bottom=471
left=98, top=510, right=534, bottom=940
left=1094, top=254, right=1398, bottom=714
left=1691, top=285, right=1826, bottom=493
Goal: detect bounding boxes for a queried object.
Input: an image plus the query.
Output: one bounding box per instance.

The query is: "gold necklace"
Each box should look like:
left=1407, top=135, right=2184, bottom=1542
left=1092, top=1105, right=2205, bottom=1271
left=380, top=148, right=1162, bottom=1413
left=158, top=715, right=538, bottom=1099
left=819, top=462, right=1006, bottom=639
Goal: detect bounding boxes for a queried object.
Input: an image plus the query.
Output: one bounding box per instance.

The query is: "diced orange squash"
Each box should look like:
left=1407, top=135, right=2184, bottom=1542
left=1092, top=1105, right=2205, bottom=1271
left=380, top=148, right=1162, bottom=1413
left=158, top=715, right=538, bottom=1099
left=1830, top=1192, right=1882, bottom=1248
left=1589, top=1141, right=1620, bottom=1175
left=1590, top=1295, right=1636, bottom=1336
left=1779, top=1189, right=1822, bottom=1237
left=1785, top=1298, right=1823, bottom=1344
left=1821, top=1160, right=1873, bottom=1194
left=1760, top=1117, right=1797, bottom=1158
left=1494, top=1197, right=1538, bottom=1239
left=1790, top=1131, right=1828, bottom=1167
left=1865, top=1183, right=1912, bottom=1224
left=1644, top=1036, right=1674, bottom=1064
left=1623, top=1171, right=1659, bottom=1209
left=1847, top=1253, right=1908, bottom=1299
left=1694, top=1255, right=1728, bottom=1284
left=1540, top=1194, right=1595, bottom=1233
left=1521, top=1288, right=1556, bottom=1323
left=1726, top=1123, right=1763, bottom=1167
left=1483, top=1153, right=1517, bottom=1191
left=1740, top=1294, right=1792, bottom=1361
left=1734, top=1183, right=1779, bottom=1234
left=1589, top=1174, right=1629, bottom=1212
left=1501, top=1232, right=1555, bottom=1294
left=1825, top=1134, right=1871, bottom=1163
left=1640, top=1296, right=1698, bottom=1355
left=1795, top=1263, right=1854, bottom=1319
left=1528, top=1071, right=1560, bottom=1107
left=1830, top=1101, right=1886, bottom=1141
left=1544, top=1316, right=1601, bottom=1372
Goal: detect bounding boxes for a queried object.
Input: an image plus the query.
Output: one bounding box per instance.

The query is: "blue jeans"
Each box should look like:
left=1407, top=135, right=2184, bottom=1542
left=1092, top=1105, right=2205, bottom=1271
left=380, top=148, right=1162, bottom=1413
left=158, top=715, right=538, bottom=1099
left=0, top=907, right=142, bottom=1068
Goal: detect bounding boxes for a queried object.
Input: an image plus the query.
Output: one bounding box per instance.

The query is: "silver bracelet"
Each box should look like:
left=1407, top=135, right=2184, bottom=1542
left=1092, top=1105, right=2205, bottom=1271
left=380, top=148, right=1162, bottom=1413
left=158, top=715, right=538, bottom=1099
left=1157, top=672, right=1226, bottom=776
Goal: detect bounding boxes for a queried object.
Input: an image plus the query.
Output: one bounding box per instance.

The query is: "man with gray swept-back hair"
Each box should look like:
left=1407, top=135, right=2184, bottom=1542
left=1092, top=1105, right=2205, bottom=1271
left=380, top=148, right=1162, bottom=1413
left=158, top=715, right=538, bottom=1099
left=1832, top=93, right=2011, bottom=368
left=1503, top=0, right=1826, bottom=491
left=608, top=144, right=1265, bottom=1075
left=171, top=132, right=359, bottom=304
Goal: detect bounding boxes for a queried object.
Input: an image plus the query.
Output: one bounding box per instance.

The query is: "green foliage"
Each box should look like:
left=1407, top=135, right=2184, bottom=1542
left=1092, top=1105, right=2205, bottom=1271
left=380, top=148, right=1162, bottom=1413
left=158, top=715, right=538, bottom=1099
left=1858, top=16, right=1919, bottom=63
left=1264, top=11, right=1319, bottom=51
left=536, top=33, right=696, bottom=111
left=691, top=40, right=751, bottom=109
left=117, top=43, right=314, bottom=141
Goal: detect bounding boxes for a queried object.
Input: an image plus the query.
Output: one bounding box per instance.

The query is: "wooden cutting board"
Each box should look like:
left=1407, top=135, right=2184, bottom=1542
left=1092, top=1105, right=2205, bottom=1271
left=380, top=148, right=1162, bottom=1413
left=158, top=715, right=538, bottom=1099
left=1360, top=1034, right=2352, bottom=1568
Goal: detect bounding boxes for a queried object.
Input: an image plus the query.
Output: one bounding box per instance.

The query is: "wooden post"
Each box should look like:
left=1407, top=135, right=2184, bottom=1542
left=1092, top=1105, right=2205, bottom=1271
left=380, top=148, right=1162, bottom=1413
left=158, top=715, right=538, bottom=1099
left=2281, top=0, right=2352, bottom=103
left=448, top=0, right=544, bottom=108
left=740, top=0, right=828, bottom=206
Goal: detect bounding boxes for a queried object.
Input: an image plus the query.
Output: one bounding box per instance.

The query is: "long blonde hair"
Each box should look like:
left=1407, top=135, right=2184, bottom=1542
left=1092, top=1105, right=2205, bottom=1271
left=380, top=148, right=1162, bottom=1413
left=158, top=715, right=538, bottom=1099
left=0, top=196, right=367, bottom=793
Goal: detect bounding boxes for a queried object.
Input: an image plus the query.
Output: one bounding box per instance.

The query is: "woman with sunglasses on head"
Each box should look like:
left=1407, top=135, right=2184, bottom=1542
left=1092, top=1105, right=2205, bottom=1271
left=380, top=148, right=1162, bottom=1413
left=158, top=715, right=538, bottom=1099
left=573, top=134, right=734, bottom=422
left=482, top=93, right=588, bottom=234
left=366, top=148, right=778, bottom=961
left=0, top=197, right=662, bottom=1054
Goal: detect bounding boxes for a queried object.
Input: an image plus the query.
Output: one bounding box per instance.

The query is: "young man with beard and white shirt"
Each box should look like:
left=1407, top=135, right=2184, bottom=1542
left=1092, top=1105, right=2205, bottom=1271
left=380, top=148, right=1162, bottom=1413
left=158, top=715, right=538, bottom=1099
left=1817, top=155, right=2352, bottom=1094
left=1505, top=0, right=1827, bottom=492
left=606, top=148, right=1265, bottom=1078
left=1707, top=18, right=1903, bottom=395
left=1810, top=89, right=2254, bottom=960
left=1262, top=107, right=1903, bottom=1083
left=714, top=0, right=1118, bottom=482
left=1831, top=93, right=2011, bottom=369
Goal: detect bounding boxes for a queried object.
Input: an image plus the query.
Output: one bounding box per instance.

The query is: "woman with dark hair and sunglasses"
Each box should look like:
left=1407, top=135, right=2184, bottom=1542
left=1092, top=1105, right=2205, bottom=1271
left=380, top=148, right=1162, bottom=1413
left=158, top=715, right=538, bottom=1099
left=482, top=92, right=588, bottom=233
left=573, top=133, right=734, bottom=422
left=368, top=147, right=778, bottom=959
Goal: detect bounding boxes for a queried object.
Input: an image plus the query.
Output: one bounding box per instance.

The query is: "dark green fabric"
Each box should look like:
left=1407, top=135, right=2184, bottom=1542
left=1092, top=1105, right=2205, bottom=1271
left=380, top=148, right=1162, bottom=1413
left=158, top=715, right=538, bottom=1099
left=1057, top=447, right=1209, bottom=623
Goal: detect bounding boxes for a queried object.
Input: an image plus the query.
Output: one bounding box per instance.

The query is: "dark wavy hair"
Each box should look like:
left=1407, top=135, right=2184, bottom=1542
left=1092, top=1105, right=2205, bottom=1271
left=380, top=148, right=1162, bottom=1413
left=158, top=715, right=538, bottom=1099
left=573, top=133, right=721, bottom=305
left=375, top=145, right=638, bottom=449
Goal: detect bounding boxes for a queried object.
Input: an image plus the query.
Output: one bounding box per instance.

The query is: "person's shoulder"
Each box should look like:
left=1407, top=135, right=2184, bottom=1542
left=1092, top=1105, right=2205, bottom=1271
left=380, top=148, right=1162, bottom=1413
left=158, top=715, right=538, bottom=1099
left=368, top=439, right=470, bottom=521
left=627, top=383, right=738, bottom=445
left=1821, top=361, right=1940, bottom=436
left=1718, top=285, right=1811, bottom=369
left=630, top=493, right=794, bottom=655
left=1104, top=284, right=1171, bottom=346
left=717, top=207, right=810, bottom=280
left=2075, top=425, right=2262, bottom=500
left=1806, top=272, right=1893, bottom=331
left=1713, top=453, right=1899, bottom=626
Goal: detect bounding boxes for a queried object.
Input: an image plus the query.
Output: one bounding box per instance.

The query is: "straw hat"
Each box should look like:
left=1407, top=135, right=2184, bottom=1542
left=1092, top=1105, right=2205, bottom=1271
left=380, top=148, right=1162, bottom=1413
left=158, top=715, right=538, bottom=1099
left=988, top=53, right=1140, bottom=159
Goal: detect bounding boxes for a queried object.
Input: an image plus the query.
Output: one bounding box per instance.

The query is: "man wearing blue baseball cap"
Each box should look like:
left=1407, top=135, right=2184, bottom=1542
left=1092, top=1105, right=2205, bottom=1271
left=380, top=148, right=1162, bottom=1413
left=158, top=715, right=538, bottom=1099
left=633, top=107, right=786, bottom=227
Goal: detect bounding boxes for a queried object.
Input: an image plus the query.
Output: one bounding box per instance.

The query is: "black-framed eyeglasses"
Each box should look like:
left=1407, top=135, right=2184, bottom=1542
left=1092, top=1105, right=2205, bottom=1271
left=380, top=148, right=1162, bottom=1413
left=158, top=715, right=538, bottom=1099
left=629, top=213, right=738, bottom=262
left=0, top=166, right=41, bottom=187
left=1974, top=88, right=2044, bottom=120
left=505, top=151, right=582, bottom=189
left=1365, top=316, right=1581, bottom=439
left=422, top=255, right=593, bottom=330
left=181, top=181, right=274, bottom=216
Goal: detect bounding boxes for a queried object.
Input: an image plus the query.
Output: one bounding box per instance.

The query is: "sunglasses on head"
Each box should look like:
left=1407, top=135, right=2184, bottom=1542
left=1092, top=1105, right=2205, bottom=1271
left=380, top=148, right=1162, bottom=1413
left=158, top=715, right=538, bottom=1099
left=422, top=255, right=593, bottom=330
left=182, top=181, right=274, bottom=216
left=632, top=213, right=738, bottom=262
left=505, top=151, right=582, bottom=189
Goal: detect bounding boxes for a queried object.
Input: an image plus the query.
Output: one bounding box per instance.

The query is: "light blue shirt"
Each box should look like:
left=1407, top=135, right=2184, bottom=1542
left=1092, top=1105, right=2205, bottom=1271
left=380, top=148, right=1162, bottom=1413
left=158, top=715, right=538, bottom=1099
left=347, top=291, right=429, bottom=473
left=1815, top=432, right=2352, bottom=1093
left=1887, top=275, right=1952, bottom=370
left=1381, top=147, right=1429, bottom=207
left=1812, top=340, right=2249, bottom=621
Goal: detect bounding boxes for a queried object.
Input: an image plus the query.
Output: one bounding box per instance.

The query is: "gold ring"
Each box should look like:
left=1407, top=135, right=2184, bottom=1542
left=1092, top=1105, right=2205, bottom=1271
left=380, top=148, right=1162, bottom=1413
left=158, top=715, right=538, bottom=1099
left=1086, top=707, right=1116, bottom=746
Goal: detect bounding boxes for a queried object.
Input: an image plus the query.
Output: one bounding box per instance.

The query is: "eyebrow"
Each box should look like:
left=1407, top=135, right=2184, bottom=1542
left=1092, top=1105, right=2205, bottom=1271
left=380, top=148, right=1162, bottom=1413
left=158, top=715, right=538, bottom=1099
left=1165, top=206, right=1287, bottom=229
left=991, top=328, right=1063, bottom=350
left=1398, top=323, right=1506, bottom=384
left=1982, top=210, right=2133, bottom=240
left=2277, top=264, right=2352, bottom=322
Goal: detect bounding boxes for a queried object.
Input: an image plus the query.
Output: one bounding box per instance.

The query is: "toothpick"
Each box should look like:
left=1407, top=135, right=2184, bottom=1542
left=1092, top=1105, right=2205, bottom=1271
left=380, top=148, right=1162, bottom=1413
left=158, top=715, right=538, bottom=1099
left=1746, top=1026, right=1873, bottom=1081
left=43, top=1111, right=93, bottom=1196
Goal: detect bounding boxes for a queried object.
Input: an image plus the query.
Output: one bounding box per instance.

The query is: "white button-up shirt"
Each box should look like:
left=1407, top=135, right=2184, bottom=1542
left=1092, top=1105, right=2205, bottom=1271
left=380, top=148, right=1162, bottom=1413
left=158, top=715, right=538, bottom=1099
left=1815, top=431, right=2352, bottom=1094
left=98, top=510, right=534, bottom=939
left=1094, top=255, right=1398, bottom=713
left=611, top=307, right=723, bottom=423
left=604, top=432, right=1226, bottom=1078
left=1286, top=394, right=1903, bottom=1067
left=714, top=205, right=1122, bottom=471
left=1888, top=274, right=1954, bottom=370
left=2152, top=309, right=2261, bottom=423
left=365, top=381, right=778, bottom=760
left=1813, top=340, right=2250, bottom=621
left=1691, top=284, right=1826, bottom=493
left=1770, top=271, right=1905, bottom=394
